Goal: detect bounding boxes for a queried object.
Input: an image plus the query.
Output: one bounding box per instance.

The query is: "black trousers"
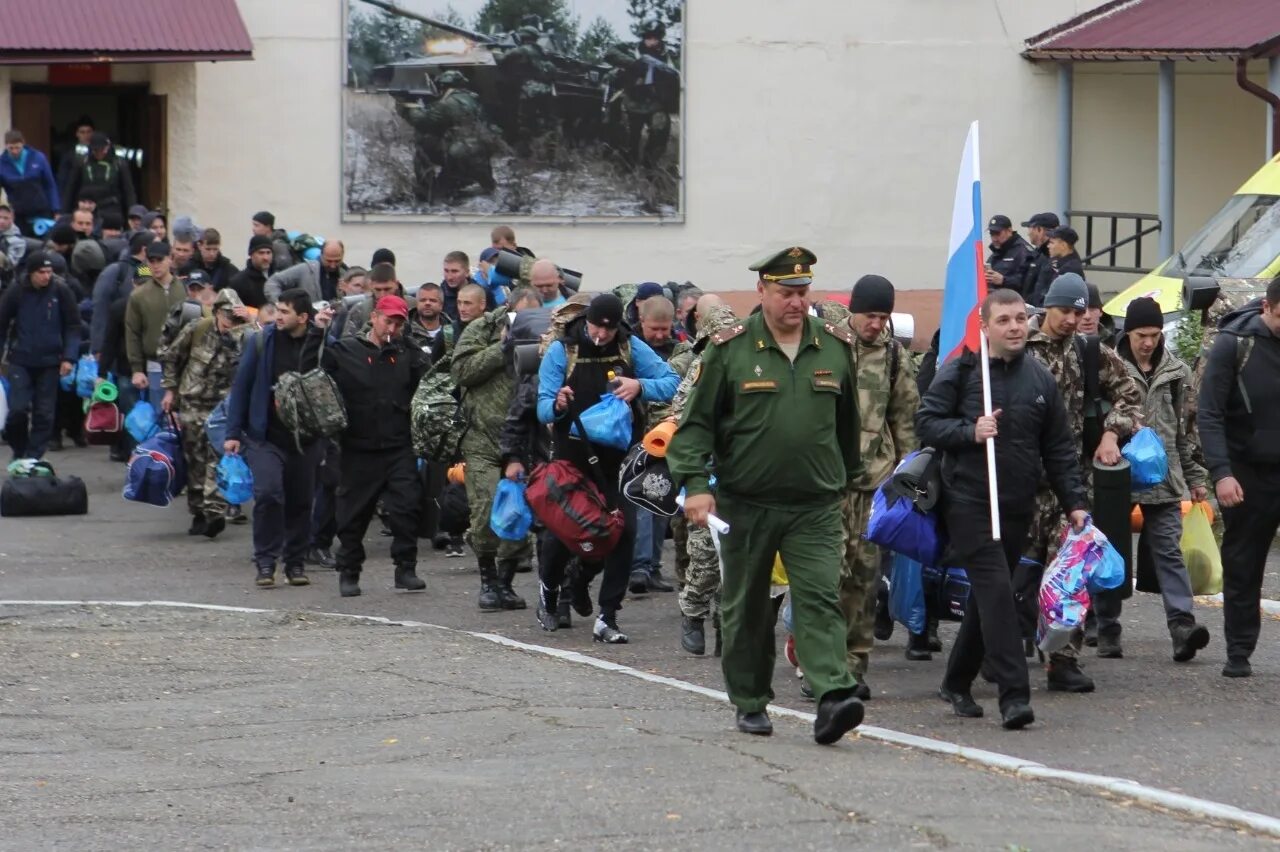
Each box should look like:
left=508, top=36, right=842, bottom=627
left=310, top=439, right=340, bottom=549
left=1221, top=463, right=1280, bottom=661
left=243, top=438, right=321, bottom=570
left=335, top=446, right=421, bottom=572
left=941, top=500, right=1033, bottom=711
left=537, top=488, right=637, bottom=619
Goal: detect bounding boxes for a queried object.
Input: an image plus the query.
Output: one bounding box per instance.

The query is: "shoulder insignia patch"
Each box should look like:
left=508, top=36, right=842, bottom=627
left=711, top=323, right=748, bottom=346
left=822, top=321, right=855, bottom=345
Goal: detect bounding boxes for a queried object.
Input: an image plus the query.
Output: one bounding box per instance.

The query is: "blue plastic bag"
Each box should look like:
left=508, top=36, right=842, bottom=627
left=74, top=354, right=98, bottom=398
left=1122, top=427, right=1168, bottom=491
left=205, top=398, right=229, bottom=453
left=216, top=454, right=254, bottom=505
left=489, top=478, right=534, bottom=541
left=125, top=400, right=159, bottom=444
left=888, top=553, right=927, bottom=635
left=865, top=483, right=944, bottom=565
left=570, top=393, right=633, bottom=451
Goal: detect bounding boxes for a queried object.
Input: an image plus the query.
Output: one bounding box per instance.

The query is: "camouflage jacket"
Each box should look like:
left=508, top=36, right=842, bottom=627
left=451, top=307, right=513, bottom=451
left=411, top=89, right=495, bottom=152
left=159, top=316, right=251, bottom=411
left=642, top=337, right=694, bottom=428
left=1025, top=316, right=1143, bottom=457
left=1186, top=285, right=1257, bottom=452
left=1116, top=340, right=1209, bottom=503
left=669, top=304, right=739, bottom=421
left=850, top=325, right=920, bottom=491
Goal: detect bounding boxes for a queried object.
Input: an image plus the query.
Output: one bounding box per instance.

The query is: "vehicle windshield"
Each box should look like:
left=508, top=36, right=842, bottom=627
left=1163, top=193, right=1280, bottom=279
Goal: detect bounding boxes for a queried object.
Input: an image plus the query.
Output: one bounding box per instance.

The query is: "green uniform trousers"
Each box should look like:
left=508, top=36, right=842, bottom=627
left=838, top=489, right=879, bottom=676
left=717, top=492, right=856, bottom=713
left=463, top=440, right=533, bottom=563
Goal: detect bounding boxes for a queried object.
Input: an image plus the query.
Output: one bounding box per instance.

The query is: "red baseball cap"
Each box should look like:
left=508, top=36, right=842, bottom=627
left=375, top=295, right=409, bottom=319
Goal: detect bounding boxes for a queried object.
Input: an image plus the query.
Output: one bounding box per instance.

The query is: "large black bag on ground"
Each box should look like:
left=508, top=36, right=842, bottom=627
left=1, top=476, right=89, bottom=516
left=437, top=481, right=470, bottom=535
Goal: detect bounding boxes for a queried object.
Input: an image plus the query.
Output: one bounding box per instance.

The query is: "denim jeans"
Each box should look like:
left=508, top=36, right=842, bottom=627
left=631, top=508, right=669, bottom=576
left=4, top=364, right=59, bottom=458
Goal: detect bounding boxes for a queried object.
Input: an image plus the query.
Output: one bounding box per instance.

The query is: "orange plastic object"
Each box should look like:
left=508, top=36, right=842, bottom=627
left=447, top=462, right=467, bottom=484
left=642, top=421, right=677, bottom=457
left=1131, top=500, right=1213, bottom=532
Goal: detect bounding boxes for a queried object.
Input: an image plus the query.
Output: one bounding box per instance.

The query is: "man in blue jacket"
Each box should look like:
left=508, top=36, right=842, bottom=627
left=0, top=131, right=60, bottom=235
left=0, top=252, right=81, bottom=458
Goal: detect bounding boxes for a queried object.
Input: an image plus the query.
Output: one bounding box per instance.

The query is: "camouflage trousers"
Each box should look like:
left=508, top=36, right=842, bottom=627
left=671, top=513, right=690, bottom=587
left=178, top=407, right=225, bottom=519
left=463, top=439, right=533, bottom=564
left=678, top=522, right=721, bottom=620
left=839, top=489, right=881, bottom=677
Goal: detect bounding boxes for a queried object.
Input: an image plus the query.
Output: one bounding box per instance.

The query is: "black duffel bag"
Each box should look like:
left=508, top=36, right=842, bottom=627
left=1, top=476, right=89, bottom=517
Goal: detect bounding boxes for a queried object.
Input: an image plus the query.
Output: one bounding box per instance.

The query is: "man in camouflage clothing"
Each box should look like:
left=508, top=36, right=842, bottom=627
left=821, top=277, right=919, bottom=699
left=1185, top=282, right=1257, bottom=464
left=1022, top=274, right=1142, bottom=693
left=398, top=71, right=497, bottom=202
left=159, top=287, right=253, bottom=538
left=666, top=296, right=738, bottom=655
left=497, top=27, right=555, bottom=151
left=619, top=20, right=678, bottom=169
left=452, top=304, right=533, bottom=611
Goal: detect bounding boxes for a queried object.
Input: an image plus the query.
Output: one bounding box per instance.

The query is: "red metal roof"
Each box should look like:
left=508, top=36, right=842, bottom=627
left=1025, top=0, right=1280, bottom=61
left=0, top=0, right=253, bottom=65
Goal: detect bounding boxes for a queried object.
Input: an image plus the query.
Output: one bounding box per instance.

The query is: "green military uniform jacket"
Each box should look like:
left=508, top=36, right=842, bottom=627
left=451, top=308, right=512, bottom=451
left=667, top=312, right=864, bottom=509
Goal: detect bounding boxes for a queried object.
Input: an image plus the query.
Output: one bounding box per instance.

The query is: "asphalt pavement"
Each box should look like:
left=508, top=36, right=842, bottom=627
left=2, top=446, right=1278, bottom=849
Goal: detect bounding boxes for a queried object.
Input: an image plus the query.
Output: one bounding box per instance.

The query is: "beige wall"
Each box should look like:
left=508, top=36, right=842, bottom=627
left=5, top=0, right=1276, bottom=303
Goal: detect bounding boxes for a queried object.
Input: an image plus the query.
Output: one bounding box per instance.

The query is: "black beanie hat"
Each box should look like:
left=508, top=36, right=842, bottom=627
left=586, top=293, right=624, bottom=329
left=1124, top=296, right=1164, bottom=333
left=252, top=210, right=275, bottom=228
left=850, top=274, right=895, bottom=314
left=371, top=247, right=396, bottom=267
left=248, top=234, right=274, bottom=255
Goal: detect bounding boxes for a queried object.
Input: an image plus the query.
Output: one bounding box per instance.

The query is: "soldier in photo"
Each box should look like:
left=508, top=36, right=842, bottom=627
left=667, top=247, right=867, bottom=744
left=398, top=71, right=497, bottom=202
left=620, top=19, right=679, bottom=170
left=497, top=26, right=556, bottom=154
left=159, top=288, right=253, bottom=538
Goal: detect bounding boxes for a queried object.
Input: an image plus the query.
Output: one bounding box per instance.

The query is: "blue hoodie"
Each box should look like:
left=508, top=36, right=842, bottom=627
left=0, top=147, right=60, bottom=220
left=0, top=274, right=81, bottom=367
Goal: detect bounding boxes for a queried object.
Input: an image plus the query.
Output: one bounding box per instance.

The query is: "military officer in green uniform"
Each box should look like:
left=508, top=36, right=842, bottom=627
left=667, top=247, right=868, bottom=744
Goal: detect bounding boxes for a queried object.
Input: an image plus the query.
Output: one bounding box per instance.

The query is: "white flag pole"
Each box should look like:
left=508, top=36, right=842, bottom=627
left=978, top=329, right=1002, bottom=541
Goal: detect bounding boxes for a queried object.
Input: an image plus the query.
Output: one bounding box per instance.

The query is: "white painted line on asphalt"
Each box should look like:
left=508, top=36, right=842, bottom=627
left=4, top=598, right=1279, bottom=839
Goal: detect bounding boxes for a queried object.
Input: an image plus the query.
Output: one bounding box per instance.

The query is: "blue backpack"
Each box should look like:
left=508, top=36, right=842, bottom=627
left=123, top=417, right=186, bottom=507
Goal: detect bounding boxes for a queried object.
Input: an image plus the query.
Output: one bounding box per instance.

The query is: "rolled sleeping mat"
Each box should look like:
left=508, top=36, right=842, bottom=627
left=1092, top=459, right=1134, bottom=600
left=93, top=381, right=119, bottom=403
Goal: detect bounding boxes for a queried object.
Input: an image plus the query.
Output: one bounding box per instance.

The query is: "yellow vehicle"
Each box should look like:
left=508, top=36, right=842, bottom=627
left=1104, top=152, right=1280, bottom=318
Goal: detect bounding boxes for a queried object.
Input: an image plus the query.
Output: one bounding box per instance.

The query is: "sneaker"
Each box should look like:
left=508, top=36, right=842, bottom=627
left=1046, top=658, right=1095, bottom=693
left=446, top=539, right=466, bottom=558
left=284, top=565, right=310, bottom=586
left=306, top=547, right=336, bottom=569
left=536, top=596, right=558, bottom=632
left=592, top=614, right=629, bottom=645
left=1171, top=623, right=1210, bottom=663
left=1222, top=657, right=1252, bottom=678
left=255, top=564, right=275, bottom=587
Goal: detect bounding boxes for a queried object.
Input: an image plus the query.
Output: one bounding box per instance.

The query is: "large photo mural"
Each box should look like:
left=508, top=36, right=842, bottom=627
left=344, top=0, right=683, bottom=219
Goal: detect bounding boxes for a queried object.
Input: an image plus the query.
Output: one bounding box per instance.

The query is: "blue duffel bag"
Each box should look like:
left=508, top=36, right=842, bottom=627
left=866, top=479, right=945, bottom=566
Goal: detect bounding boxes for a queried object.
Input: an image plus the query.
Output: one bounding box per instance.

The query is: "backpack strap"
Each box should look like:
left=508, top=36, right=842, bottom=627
left=570, top=412, right=616, bottom=511
left=888, top=338, right=901, bottom=393
left=1235, top=335, right=1254, bottom=414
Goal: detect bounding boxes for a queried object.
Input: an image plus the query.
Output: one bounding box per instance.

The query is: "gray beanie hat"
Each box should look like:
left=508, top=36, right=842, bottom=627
left=1043, top=272, right=1089, bottom=310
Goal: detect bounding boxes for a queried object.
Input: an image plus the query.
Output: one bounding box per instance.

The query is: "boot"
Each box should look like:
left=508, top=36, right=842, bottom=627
left=394, top=562, right=426, bottom=592
left=496, top=559, right=526, bottom=610
left=873, top=593, right=895, bottom=641
left=905, top=631, right=932, bottom=661
left=338, top=569, right=361, bottom=598
left=203, top=514, right=226, bottom=539
left=188, top=514, right=208, bottom=536
left=1046, top=656, right=1095, bottom=693
left=926, top=618, right=942, bottom=653
left=478, top=556, right=502, bottom=611
left=1170, top=621, right=1210, bottom=663
left=556, top=599, right=573, bottom=629
left=681, top=616, right=705, bottom=655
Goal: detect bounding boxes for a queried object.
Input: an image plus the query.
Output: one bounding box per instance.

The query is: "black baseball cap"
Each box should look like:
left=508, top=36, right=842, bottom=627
left=1021, top=212, right=1060, bottom=229
left=186, top=270, right=213, bottom=289
left=987, top=214, right=1012, bottom=233
left=146, top=240, right=171, bottom=259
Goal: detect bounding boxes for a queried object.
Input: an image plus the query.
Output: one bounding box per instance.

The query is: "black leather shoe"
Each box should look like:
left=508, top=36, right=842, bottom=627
left=736, top=710, right=773, bottom=736
left=905, top=632, right=932, bottom=662
left=1000, top=703, right=1035, bottom=730
left=306, top=547, right=336, bottom=569
left=939, top=686, right=984, bottom=718
left=1171, top=623, right=1210, bottom=663
left=628, top=569, right=650, bottom=594
left=646, top=569, right=675, bottom=592
left=188, top=515, right=208, bottom=536
left=681, top=616, right=705, bottom=655
left=814, top=691, right=864, bottom=745
left=394, top=564, right=426, bottom=592
left=1222, top=657, right=1253, bottom=678
left=338, top=570, right=361, bottom=597
left=1046, top=658, right=1095, bottom=693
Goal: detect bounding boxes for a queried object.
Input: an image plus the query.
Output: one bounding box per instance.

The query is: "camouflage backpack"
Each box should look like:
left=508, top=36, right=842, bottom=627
left=411, top=362, right=467, bottom=462
left=259, top=331, right=348, bottom=449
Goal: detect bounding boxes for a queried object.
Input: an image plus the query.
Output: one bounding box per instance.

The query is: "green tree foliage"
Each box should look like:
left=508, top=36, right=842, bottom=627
left=626, top=0, right=682, bottom=41
left=475, top=0, right=578, bottom=43
left=1174, top=309, right=1205, bottom=365
left=577, top=17, right=620, bottom=64
left=348, top=10, right=426, bottom=83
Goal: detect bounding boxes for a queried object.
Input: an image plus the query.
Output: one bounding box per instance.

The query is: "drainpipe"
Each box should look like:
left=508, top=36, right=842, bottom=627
left=1057, top=63, right=1073, bottom=223
left=1236, top=55, right=1280, bottom=159
left=1157, top=61, right=1175, bottom=261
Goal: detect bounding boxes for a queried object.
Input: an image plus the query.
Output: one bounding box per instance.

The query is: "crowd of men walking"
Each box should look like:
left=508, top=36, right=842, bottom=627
left=2, top=176, right=1278, bottom=742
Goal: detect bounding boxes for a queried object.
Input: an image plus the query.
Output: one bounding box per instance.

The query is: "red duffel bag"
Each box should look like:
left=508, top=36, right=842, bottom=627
left=525, top=418, right=624, bottom=559
left=84, top=401, right=124, bottom=445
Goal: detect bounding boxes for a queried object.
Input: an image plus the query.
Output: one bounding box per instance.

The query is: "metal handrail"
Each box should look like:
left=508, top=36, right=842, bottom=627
left=1066, top=210, right=1162, bottom=274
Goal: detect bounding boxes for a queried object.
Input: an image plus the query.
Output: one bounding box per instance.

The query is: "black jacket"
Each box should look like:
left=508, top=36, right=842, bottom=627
left=323, top=333, right=431, bottom=453
left=98, top=291, right=132, bottom=380
left=499, top=372, right=549, bottom=470
left=64, top=154, right=136, bottom=220
left=183, top=254, right=240, bottom=291
left=1196, top=299, right=1280, bottom=480
left=989, top=234, right=1034, bottom=297
left=228, top=265, right=269, bottom=309
left=1029, top=251, right=1085, bottom=308
left=916, top=350, right=1086, bottom=514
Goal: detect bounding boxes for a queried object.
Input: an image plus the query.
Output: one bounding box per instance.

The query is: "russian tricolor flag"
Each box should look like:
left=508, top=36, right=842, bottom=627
left=938, top=122, right=986, bottom=364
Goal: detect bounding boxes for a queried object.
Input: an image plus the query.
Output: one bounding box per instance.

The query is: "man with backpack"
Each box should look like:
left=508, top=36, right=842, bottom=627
left=1197, top=279, right=1280, bottom=678
left=224, top=288, right=332, bottom=588
left=1022, top=273, right=1142, bottom=692
left=535, top=293, right=679, bottom=643
left=160, top=288, right=253, bottom=538
left=90, top=231, right=153, bottom=354
left=1097, top=297, right=1212, bottom=662
left=324, top=295, right=432, bottom=598
left=63, top=133, right=135, bottom=224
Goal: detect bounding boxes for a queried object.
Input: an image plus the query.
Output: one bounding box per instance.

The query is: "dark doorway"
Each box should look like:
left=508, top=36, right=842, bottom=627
left=10, top=83, right=167, bottom=213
